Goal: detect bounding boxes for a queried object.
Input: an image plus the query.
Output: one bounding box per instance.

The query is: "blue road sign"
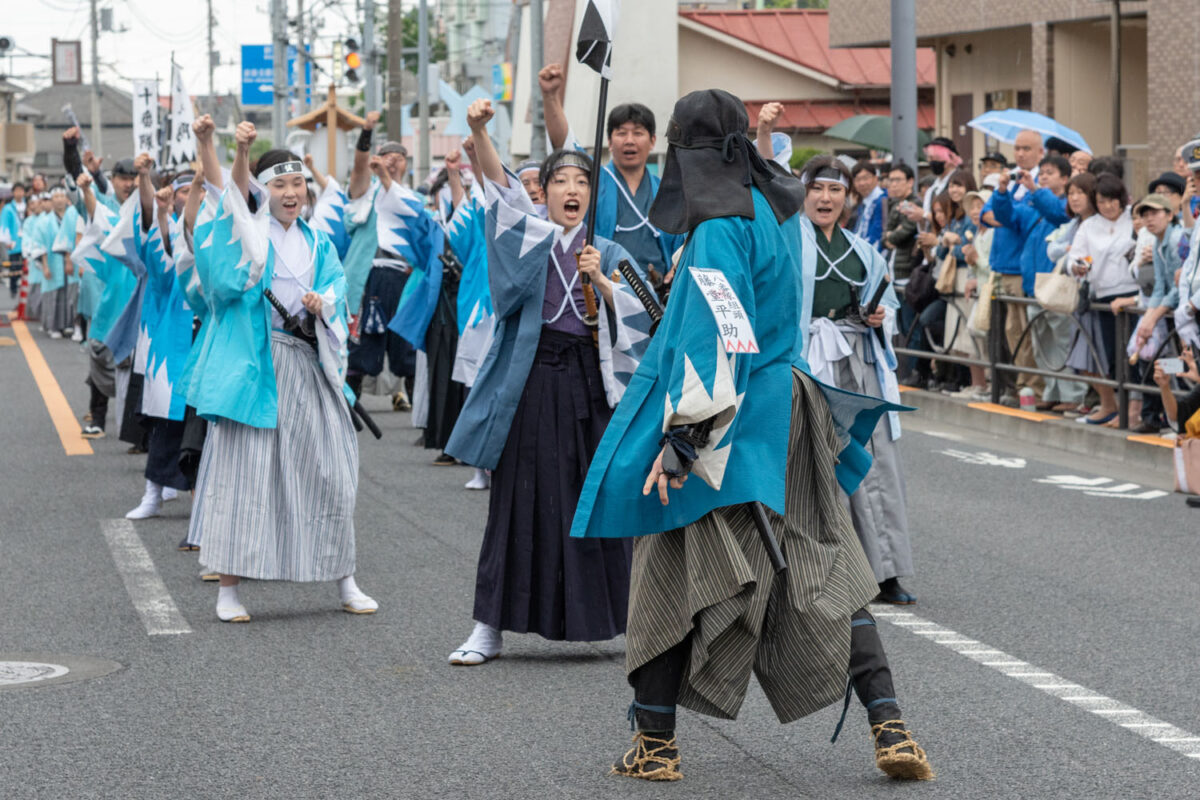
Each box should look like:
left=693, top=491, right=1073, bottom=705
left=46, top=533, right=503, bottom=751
left=241, top=45, right=312, bottom=107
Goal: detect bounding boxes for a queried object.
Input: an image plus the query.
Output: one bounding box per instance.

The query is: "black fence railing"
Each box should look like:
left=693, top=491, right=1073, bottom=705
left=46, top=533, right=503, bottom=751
left=894, top=291, right=1194, bottom=431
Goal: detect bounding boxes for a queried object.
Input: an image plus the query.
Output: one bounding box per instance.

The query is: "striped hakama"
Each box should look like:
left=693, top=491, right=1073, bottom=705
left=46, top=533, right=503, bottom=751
left=625, top=369, right=879, bottom=723
left=189, top=332, right=359, bottom=582
left=24, top=283, right=41, bottom=322
left=41, top=286, right=70, bottom=333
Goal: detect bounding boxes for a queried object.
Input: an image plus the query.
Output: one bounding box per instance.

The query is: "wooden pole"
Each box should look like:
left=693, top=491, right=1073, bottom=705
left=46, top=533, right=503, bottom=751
left=326, top=84, right=337, bottom=177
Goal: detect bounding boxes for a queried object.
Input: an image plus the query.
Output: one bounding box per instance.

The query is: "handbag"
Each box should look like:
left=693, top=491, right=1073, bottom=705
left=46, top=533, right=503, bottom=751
left=1034, top=257, right=1080, bottom=314
left=970, top=272, right=996, bottom=334
left=1174, top=437, right=1200, bottom=495
left=934, top=252, right=958, bottom=295
left=904, top=257, right=939, bottom=312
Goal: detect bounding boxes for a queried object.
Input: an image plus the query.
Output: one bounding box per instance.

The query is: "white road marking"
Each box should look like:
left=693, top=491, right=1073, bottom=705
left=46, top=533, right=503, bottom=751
left=1034, top=475, right=1168, bottom=500
left=938, top=448, right=1027, bottom=468
left=870, top=604, right=1200, bottom=761
left=921, top=430, right=964, bottom=441
left=101, top=519, right=192, bottom=636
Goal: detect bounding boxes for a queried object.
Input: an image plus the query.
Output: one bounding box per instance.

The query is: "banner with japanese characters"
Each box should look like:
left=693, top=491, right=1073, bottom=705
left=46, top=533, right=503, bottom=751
left=167, top=65, right=197, bottom=168
left=131, top=78, right=160, bottom=162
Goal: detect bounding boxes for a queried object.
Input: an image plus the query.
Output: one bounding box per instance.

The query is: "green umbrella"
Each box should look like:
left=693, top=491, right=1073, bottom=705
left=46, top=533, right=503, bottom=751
left=822, top=114, right=932, bottom=152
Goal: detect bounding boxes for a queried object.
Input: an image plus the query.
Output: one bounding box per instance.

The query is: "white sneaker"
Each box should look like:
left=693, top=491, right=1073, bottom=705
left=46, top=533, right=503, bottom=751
left=48, top=331, right=63, bottom=339
left=448, top=621, right=502, bottom=665
left=161, top=487, right=179, bottom=502
left=464, top=468, right=490, bottom=491
left=125, top=480, right=163, bottom=519
left=70, top=328, right=83, bottom=342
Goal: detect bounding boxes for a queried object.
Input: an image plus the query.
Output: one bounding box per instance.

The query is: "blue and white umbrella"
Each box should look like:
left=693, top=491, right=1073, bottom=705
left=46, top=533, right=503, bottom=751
left=967, top=109, right=1092, bottom=155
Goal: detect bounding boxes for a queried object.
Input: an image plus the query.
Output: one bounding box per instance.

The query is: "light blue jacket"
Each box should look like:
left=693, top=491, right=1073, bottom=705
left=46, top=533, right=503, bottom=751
left=189, top=185, right=352, bottom=428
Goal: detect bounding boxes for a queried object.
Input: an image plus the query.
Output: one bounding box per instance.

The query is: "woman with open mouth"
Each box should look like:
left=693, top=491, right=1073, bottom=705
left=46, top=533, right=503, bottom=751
left=443, top=98, right=656, bottom=666
left=183, top=117, right=376, bottom=624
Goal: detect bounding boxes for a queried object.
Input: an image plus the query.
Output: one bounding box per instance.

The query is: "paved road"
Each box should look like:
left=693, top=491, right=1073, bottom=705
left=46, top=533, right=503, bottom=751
left=2, top=305, right=1198, bottom=799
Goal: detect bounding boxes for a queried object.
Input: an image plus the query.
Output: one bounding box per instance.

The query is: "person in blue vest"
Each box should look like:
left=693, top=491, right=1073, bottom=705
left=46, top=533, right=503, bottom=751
left=538, top=63, right=685, bottom=288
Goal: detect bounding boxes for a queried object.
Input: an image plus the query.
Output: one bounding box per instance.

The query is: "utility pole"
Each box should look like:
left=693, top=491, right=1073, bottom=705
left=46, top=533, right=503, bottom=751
left=297, top=0, right=308, bottom=110
left=386, top=0, right=403, bottom=143
left=417, top=0, right=430, bottom=184
left=271, top=0, right=288, bottom=147
left=89, top=0, right=103, bottom=157
left=889, top=0, right=918, bottom=169
left=364, top=0, right=380, bottom=111
left=1110, top=0, right=1121, bottom=154
left=207, top=0, right=215, bottom=96
left=529, top=0, right=545, bottom=160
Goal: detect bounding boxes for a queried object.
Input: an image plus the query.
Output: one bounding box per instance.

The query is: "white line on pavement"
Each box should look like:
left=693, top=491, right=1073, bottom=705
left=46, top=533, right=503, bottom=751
left=870, top=604, right=1200, bottom=761
left=101, top=519, right=192, bottom=636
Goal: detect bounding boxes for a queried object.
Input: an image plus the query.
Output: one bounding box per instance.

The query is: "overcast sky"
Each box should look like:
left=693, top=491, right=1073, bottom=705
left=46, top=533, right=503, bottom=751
left=7, top=0, right=368, bottom=99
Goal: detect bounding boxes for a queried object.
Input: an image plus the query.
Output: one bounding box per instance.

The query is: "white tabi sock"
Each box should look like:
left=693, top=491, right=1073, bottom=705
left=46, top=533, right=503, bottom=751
left=465, top=468, right=490, bottom=491
left=338, top=575, right=378, bottom=613
left=216, top=584, right=249, bottom=622
left=161, top=487, right=179, bottom=502
left=125, top=480, right=163, bottom=519
left=449, top=621, right=502, bottom=665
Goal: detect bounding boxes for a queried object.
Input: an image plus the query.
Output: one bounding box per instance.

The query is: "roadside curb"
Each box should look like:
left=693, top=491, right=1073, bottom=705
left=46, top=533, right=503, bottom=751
left=900, top=387, right=1175, bottom=479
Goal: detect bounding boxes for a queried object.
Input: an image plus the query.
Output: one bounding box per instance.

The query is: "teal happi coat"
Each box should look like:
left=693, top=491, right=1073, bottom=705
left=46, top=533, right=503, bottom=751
left=187, top=183, right=352, bottom=428
left=572, top=189, right=907, bottom=540
left=71, top=201, right=139, bottom=344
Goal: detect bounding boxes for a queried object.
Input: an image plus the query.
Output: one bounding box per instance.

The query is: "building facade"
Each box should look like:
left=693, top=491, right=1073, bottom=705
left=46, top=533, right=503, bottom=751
left=828, top=1, right=1189, bottom=190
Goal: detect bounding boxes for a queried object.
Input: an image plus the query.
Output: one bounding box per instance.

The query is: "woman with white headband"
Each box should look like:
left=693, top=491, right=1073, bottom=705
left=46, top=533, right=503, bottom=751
left=443, top=98, right=655, bottom=666
left=792, top=154, right=917, bottom=608
left=184, top=118, right=376, bottom=623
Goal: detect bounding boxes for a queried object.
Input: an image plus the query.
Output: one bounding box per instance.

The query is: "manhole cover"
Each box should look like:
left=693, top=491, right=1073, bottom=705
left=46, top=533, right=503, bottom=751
left=0, top=662, right=70, bottom=685
left=0, top=653, right=122, bottom=690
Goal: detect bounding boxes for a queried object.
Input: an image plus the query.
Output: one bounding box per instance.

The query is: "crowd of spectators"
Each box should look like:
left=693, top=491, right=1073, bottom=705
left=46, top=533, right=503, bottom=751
left=843, top=131, right=1200, bottom=438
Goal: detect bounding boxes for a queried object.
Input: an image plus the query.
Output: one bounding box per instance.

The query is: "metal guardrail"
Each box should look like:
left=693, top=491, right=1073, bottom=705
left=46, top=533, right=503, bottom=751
left=894, top=289, right=1193, bottom=431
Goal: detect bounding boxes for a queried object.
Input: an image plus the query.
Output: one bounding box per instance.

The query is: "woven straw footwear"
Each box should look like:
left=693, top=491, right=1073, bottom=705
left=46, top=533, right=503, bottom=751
left=872, top=719, right=934, bottom=780
left=611, top=732, right=682, bottom=782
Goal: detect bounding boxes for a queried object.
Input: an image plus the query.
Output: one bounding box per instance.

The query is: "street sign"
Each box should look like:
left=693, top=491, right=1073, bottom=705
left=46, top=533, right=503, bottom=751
left=240, top=44, right=312, bottom=107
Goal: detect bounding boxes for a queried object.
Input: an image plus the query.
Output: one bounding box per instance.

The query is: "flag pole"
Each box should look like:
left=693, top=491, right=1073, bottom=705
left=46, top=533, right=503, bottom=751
left=583, top=76, right=608, bottom=250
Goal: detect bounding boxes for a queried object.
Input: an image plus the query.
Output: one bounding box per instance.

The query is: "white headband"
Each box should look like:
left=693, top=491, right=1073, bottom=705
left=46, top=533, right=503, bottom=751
left=256, top=160, right=305, bottom=185
left=801, top=167, right=850, bottom=189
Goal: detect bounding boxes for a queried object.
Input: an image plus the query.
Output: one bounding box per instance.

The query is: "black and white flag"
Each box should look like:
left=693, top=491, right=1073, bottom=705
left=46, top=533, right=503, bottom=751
left=575, top=0, right=620, bottom=81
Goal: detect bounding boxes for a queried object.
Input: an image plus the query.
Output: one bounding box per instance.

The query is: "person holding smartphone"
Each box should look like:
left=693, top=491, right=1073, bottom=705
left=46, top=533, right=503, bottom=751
left=1153, top=348, right=1200, bottom=435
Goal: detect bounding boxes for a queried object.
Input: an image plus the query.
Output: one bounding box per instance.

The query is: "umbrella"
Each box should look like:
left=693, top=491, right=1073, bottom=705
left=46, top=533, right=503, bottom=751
left=822, top=114, right=932, bottom=153
left=967, top=109, right=1092, bottom=154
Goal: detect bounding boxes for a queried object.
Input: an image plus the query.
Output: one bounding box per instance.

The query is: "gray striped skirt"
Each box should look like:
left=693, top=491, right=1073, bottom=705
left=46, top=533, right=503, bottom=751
left=190, top=332, right=359, bottom=582
left=625, top=368, right=879, bottom=724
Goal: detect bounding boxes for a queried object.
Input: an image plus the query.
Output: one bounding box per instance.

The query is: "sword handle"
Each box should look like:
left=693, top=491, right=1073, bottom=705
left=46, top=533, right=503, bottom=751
left=574, top=249, right=600, bottom=342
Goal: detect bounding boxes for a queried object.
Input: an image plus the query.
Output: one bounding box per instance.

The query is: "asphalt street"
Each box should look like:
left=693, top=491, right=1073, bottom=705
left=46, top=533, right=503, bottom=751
left=2, top=299, right=1198, bottom=799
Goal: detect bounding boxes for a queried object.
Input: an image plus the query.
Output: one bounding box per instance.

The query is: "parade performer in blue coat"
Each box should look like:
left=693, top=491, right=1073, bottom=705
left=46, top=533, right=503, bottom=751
left=184, top=118, right=376, bottom=624
left=572, top=90, right=932, bottom=784
left=540, top=63, right=685, bottom=292
left=442, top=97, right=655, bottom=666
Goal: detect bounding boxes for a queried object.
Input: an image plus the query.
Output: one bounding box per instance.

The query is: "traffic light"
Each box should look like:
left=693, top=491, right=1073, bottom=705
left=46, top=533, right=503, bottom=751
left=344, top=38, right=360, bottom=83
left=0, top=36, right=13, bottom=56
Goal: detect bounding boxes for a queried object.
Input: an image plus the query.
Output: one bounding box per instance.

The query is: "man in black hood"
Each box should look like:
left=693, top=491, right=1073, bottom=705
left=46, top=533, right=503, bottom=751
left=575, top=90, right=932, bottom=784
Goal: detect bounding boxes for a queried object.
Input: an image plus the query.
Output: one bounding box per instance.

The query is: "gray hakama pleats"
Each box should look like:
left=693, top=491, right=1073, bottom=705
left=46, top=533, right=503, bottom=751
left=189, top=333, right=359, bottom=582
left=24, top=283, right=42, bottom=322
left=830, top=333, right=913, bottom=583
left=41, top=286, right=69, bottom=333
left=66, top=282, right=80, bottom=322
left=113, top=361, right=132, bottom=439
left=624, top=369, right=879, bottom=723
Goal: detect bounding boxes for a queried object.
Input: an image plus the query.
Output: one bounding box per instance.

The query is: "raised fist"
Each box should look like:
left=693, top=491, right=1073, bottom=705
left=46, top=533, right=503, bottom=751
left=303, top=153, right=315, bottom=169
left=63, top=126, right=80, bottom=143
left=462, top=136, right=477, bottom=159
left=134, top=152, right=154, bottom=175
left=757, top=102, right=784, bottom=132
left=193, top=114, right=216, bottom=142
left=364, top=110, right=381, bottom=131
left=82, top=149, right=102, bottom=173
left=368, top=155, right=385, bottom=175
left=538, top=63, right=565, bottom=98
left=234, top=121, right=257, bottom=149
left=75, top=172, right=93, bottom=191
left=444, top=149, right=461, bottom=169
left=155, top=185, right=172, bottom=211
left=467, top=98, right=494, bottom=132
left=191, top=165, right=205, bottom=186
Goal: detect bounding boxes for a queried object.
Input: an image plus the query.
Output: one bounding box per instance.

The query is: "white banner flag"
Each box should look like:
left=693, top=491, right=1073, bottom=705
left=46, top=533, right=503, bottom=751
left=167, top=64, right=197, bottom=167
left=131, top=78, right=160, bottom=160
